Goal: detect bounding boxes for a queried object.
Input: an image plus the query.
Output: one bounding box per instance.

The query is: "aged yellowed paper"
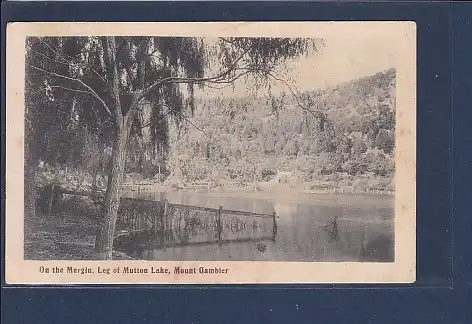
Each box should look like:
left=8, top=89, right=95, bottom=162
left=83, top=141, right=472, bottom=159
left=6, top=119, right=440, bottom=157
left=6, top=22, right=416, bottom=284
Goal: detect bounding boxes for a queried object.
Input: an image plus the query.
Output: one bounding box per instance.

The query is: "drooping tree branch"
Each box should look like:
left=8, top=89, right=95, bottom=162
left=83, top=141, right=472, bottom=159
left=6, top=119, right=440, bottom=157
left=265, top=71, right=334, bottom=135
left=166, top=106, right=209, bottom=137
left=265, top=71, right=323, bottom=119
left=139, top=47, right=252, bottom=100
left=136, top=69, right=254, bottom=106
left=38, top=38, right=107, bottom=83
left=138, top=64, right=331, bottom=138
left=138, top=108, right=208, bottom=138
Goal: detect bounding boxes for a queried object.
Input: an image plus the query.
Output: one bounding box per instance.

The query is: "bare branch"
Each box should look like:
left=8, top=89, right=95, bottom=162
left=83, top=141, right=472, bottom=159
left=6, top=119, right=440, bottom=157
left=26, top=63, right=112, bottom=116
left=166, top=106, right=208, bottom=137
left=204, top=83, right=234, bottom=90
left=265, top=71, right=324, bottom=120
left=49, top=85, right=96, bottom=96
left=25, top=86, right=49, bottom=97
left=139, top=47, right=252, bottom=100
left=266, top=71, right=336, bottom=136
left=49, top=85, right=107, bottom=121
left=137, top=107, right=207, bottom=139
left=39, top=38, right=106, bottom=83
left=30, top=49, right=70, bottom=66
left=39, top=39, right=77, bottom=63
left=136, top=68, right=254, bottom=107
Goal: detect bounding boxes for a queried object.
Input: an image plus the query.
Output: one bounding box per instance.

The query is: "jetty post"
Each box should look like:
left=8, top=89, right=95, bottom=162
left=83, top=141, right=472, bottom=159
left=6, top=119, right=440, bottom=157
left=46, top=184, right=56, bottom=215
left=272, top=211, right=278, bottom=242
left=218, top=206, right=223, bottom=242
left=158, top=192, right=167, bottom=243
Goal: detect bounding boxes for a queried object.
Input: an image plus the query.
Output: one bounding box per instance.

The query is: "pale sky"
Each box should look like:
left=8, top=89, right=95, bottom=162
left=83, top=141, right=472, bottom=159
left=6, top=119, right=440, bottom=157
left=304, top=37, right=397, bottom=89
left=197, top=36, right=396, bottom=98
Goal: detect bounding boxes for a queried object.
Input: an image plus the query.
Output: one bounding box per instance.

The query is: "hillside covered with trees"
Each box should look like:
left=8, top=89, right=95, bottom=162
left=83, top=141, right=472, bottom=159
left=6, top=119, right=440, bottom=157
left=165, top=68, right=396, bottom=193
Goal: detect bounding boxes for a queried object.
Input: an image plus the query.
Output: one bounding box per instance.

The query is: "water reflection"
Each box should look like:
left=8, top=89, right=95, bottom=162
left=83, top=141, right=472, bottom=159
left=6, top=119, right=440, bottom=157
left=120, top=190, right=394, bottom=262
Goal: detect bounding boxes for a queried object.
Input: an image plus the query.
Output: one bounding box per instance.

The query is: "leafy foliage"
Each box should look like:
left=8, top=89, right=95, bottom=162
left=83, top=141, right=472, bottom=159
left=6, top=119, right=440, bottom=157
left=167, top=69, right=396, bottom=188
left=26, top=36, right=322, bottom=174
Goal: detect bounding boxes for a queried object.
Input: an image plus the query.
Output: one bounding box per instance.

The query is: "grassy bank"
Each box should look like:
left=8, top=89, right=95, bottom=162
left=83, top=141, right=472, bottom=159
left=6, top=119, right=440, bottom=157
left=24, top=209, right=134, bottom=260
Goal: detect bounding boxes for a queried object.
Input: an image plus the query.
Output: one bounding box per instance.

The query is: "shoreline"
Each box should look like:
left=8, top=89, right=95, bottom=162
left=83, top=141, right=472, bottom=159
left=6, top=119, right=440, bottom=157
left=37, top=167, right=394, bottom=199
left=24, top=211, right=136, bottom=261
left=124, top=181, right=395, bottom=197
left=166, top=189, right=394, bottom=208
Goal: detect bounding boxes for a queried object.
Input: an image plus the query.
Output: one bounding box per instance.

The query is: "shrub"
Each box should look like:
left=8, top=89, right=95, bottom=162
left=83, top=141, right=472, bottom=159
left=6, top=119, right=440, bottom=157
left=375, top=129, right=394, bottom=154
left=261, top=168, right=277, bottom=181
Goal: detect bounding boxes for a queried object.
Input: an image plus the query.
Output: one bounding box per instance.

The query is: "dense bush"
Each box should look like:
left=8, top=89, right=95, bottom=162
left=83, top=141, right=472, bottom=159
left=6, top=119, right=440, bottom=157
left=167, top=69, right=396, bottom=186
left=261, top=168, right=277, bottom=181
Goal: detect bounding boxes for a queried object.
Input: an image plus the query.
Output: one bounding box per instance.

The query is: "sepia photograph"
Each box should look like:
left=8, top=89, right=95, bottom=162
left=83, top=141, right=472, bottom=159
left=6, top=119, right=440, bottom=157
left=6, top=22, right=416, bottom=284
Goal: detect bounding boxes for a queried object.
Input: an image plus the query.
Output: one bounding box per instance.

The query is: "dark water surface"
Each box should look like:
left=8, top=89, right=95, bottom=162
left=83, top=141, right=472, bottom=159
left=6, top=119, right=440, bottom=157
left=122, top=190, right=394, bottom=262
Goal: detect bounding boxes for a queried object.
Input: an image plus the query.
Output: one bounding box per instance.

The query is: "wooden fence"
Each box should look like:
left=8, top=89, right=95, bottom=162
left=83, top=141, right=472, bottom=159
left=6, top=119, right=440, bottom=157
left=43, top=186, right=277, bottom=250
left=114, top=196, right=277, bottom=250
left=116, top=198, right=277, bottom=247
left=122, top=183, right=154, bottom=193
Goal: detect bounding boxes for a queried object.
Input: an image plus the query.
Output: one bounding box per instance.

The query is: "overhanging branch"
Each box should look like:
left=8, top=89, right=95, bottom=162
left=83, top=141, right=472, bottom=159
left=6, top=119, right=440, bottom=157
left=266, top=71, right=325, bottom=121
left=38, top=38, right=106, bottom=84
left=49, top=85, right=95, bottom=96
left=27, top=63, right=112, bottom=117
left=166, top=106, right=208, bottom=137
left=139, top=47, right=252, bottom=101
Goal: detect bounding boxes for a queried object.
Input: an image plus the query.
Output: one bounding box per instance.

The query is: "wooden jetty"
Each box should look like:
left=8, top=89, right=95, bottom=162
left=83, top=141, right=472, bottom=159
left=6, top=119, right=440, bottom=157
left=47, top=186, right=278, bottom=249
left=115, top=192, right=278, bottom=249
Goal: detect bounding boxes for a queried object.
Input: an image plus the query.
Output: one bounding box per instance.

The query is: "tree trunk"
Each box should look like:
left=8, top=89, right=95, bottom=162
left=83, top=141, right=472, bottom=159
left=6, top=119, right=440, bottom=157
left=93, top=142, right=106, bottom=191
left=24, top=153, right=38, bottom=219
left=94, top=120, right=130, bottom=259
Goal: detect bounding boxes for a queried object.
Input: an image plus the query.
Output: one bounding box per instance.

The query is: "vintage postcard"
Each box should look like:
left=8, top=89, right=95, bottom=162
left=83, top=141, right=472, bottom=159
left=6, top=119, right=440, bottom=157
left=5, top=22, right=416, bottom=284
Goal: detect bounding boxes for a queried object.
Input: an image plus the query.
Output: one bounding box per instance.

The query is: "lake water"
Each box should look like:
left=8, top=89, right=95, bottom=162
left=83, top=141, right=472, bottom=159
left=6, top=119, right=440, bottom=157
left=121, top=190, right=394, bottom=262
